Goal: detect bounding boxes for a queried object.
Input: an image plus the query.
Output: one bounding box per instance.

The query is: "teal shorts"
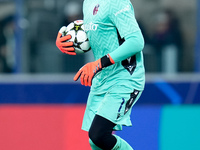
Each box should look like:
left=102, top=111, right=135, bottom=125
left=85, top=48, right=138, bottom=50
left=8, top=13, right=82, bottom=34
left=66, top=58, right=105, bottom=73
left=81, top=85, right=142, bottom=131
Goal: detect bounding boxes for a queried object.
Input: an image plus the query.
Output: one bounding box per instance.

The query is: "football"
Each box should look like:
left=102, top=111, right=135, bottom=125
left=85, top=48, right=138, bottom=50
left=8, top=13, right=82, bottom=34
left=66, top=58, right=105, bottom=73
left=62, top=20, right=91, bottom=54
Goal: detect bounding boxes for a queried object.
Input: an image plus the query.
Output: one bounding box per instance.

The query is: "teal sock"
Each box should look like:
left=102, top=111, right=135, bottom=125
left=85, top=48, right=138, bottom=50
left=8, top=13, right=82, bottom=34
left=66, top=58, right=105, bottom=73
left=112, top=135, right=133, bottom=150
left=89, top=139, right=102, bottom=150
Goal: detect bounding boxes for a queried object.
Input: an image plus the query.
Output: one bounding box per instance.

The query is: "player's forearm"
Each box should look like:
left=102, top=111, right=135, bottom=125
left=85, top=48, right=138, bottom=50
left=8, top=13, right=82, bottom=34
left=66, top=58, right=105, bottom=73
left=109, top=30, right=144, bottom=63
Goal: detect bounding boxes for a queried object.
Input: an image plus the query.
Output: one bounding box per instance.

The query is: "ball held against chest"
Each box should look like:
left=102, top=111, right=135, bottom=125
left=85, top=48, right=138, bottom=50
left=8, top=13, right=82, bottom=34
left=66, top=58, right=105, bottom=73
left=62, top=20, right=91, bottom=54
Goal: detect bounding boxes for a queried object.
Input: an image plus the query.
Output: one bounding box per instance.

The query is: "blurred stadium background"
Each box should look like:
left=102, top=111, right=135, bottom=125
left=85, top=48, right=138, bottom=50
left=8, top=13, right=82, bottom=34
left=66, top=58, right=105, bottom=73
left=0, top=0, right=200, bottom=150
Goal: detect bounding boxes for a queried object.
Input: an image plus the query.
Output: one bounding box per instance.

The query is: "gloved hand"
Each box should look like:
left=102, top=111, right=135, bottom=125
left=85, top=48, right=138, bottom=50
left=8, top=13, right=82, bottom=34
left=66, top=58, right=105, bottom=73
left=74, top=54, right=115, bottom=86
left=56, top=26, right=76, bottom=55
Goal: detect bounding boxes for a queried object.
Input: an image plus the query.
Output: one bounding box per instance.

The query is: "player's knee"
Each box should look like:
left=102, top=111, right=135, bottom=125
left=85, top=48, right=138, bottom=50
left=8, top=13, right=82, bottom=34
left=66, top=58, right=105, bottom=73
left=88, top=130, right=104, bottom=146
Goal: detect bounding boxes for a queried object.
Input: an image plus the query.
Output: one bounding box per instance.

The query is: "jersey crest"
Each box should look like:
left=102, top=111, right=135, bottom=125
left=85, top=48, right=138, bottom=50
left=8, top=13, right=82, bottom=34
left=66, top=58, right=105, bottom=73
left=93, top=4, right=100, bottom=15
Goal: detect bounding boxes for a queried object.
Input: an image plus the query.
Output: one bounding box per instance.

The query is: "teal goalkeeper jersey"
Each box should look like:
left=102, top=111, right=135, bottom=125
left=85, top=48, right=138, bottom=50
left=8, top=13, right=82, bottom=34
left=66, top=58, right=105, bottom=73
left=83, top=0, right=145, bottom=94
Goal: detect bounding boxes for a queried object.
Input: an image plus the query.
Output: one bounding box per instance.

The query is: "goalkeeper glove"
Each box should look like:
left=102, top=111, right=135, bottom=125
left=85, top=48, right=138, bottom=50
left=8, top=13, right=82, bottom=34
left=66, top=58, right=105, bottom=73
left=56, top=26, right=76, bottom=55
left=74, top=54, right=115, bottom=86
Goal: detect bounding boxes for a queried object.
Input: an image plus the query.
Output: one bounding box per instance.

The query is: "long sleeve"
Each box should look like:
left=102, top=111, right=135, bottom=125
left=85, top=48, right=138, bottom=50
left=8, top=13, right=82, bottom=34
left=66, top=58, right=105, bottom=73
left=109, top=30, right=144, bottom=63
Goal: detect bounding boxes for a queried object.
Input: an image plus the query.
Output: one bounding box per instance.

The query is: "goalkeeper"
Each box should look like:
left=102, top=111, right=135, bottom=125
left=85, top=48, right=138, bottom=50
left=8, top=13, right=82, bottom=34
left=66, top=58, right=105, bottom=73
left=56, top=0, right=145, bottom=149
